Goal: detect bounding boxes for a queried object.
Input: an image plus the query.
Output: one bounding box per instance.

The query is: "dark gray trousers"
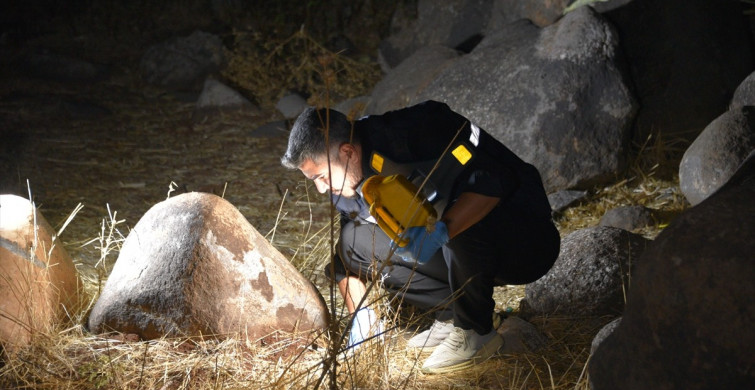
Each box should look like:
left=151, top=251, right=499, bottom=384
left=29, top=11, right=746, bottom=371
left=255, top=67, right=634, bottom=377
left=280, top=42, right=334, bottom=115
left=328, top=203, right=560, bottom=334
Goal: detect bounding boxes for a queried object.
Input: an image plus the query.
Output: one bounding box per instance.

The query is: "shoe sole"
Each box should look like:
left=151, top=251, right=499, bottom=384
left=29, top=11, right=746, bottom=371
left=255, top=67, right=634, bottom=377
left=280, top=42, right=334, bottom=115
left=408, top=344, right=437, bottom=353
left=421, top=359, right=474, bottom=374
left=420, top=335, right=504, bottom=375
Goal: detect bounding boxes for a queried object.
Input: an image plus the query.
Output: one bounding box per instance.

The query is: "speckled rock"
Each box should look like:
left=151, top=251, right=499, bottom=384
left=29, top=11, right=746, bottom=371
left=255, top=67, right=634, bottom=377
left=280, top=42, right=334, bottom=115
left=590, top=317, right=621, bottom=355
left=598, top=205, right=654, bottom=232
left=524, top=226, right=648, bottom=316
left=497, top=316, right=548, bottom=354
left=414, top=6, right=637, bottom=192
left=679, top=106, right=755, bottom=206
left=731, top=71, right=755, bottom=109
left=87, top=192, right=328, bottom=341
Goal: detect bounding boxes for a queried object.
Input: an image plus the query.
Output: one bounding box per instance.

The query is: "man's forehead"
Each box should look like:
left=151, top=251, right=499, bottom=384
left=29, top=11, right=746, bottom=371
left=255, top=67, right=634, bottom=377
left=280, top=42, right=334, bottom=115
left=299, top=158, right=319, bottom=172
left=299, top=157, right=329, bottom=175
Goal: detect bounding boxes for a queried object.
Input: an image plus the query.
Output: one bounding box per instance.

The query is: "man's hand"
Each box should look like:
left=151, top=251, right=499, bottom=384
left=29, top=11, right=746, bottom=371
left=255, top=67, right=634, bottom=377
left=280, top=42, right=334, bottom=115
left=394, top=221, right=449, bottom=263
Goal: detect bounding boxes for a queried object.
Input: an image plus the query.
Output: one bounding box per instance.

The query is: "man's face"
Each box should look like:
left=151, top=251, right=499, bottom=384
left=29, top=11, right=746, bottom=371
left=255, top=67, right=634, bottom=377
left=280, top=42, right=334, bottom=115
left=299, top=145, right=362, bottom=198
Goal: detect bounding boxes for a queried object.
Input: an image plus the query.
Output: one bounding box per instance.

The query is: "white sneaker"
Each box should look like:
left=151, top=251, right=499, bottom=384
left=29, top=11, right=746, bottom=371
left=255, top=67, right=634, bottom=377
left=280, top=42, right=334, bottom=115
left=420, top=327, right=503, bottom=374
left=406, top=319, right=454, bottom=351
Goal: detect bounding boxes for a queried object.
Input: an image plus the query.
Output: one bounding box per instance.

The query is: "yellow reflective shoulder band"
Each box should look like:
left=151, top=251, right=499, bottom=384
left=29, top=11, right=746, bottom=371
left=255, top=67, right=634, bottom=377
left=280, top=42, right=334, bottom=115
left=371, top=152, right=385, bottom=173
left=451, top=144, right=472, bottom=165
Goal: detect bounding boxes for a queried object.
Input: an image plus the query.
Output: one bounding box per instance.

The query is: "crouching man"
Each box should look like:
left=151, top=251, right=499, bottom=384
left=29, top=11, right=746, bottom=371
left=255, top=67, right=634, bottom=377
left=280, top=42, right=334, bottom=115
left=280, top=101, right=559, bottom=374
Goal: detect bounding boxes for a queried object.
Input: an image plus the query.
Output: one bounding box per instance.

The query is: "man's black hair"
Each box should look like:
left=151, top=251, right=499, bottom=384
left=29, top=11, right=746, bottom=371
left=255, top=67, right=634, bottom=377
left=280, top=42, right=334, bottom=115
left=281, top=107, right=355, bottom=169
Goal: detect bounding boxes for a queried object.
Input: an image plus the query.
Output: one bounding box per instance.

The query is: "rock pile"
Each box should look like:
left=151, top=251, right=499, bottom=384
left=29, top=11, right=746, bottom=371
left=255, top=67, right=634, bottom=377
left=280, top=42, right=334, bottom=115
left=589, top=153, right=755, bottom=390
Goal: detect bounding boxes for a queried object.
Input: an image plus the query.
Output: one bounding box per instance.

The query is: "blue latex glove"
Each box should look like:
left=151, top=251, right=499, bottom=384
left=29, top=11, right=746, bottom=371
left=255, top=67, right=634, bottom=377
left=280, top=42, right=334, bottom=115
left=394, top=221, right=449, bottom=264
left=347, top=307, right=382, bottom=350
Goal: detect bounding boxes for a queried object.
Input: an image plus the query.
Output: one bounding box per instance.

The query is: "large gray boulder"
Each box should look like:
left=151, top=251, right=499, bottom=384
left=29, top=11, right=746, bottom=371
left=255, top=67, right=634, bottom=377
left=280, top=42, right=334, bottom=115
left=88, top=192, right=328, bottom=342
left=597, top=0, right=754, bottom=143
left=679, top=106, right=755, bottom=206
left=140, top=31, right=226, bottom=91
left=369, top=45, right=461, bottom=115
left=524, top=226, right=648, bottom=316
left=415, top=6, right=637, bottom=192
left=731, top=71, right=755, bottom=110
left=589, top=153, right=755, bottom=390
left=378, top=0, right=493, bottom=69
left=380, top=0, right=576, bottom=71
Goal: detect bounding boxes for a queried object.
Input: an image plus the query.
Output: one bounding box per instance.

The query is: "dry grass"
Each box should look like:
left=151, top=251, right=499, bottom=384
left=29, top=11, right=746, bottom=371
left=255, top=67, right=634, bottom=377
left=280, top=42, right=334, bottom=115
left=2, top=326, right=328, bottom=389
left=0, top=292, right=605, bottom=390
left=222, top=28, right=382, bottom=111
left=555, top=131, right=690, bottom=239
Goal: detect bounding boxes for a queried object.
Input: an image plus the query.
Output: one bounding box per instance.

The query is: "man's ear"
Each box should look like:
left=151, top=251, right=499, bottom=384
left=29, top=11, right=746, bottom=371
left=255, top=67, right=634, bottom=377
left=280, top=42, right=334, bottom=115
left=340, top=143, right=356, bottom=160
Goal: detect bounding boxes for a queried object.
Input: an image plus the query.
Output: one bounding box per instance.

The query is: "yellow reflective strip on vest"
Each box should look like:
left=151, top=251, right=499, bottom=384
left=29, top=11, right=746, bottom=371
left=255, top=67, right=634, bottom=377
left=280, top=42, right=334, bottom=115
left=371, top=152, right=384, bottom=173
left=452, top=144, right=472, bottom=165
